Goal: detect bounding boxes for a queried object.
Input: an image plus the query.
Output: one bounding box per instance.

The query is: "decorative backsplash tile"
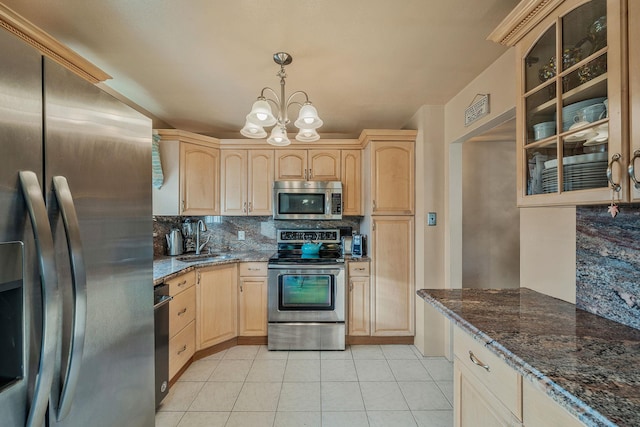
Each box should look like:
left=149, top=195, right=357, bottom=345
left=154, top=215, right=362, bottom=258
left=576, top=205, right=640, bottom=330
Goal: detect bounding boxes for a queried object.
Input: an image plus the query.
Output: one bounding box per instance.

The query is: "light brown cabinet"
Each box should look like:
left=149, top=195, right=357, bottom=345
left=522, top=380, right=585, bottom=427
left=629, top=0, right=640, bottom=202
left=341, top=149, right=363, bottom=216
left=347, top=261, right=370, bottom=336
left=165, top=271, right=196, bottom=380
left=238, top=262, right=268, bottom=337
left=220, top=149, right=274, bottom=215
left=370, top=141, right=414, bottom=215
left=196, top=264, right=238, bottom=349
left=370, top=216, right=414, bottom=336
left=275, top=149, right=341, bottom=181
left=153, top=130, right=220, bottom=215
left=492, top=0, right=628, bottom=206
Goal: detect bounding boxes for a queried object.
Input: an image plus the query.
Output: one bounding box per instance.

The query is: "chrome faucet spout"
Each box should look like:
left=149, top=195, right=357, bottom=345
left=195, top=220, right=208, bottom=255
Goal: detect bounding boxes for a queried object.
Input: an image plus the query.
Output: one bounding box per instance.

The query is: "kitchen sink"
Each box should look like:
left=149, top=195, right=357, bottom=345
left=176, top=253, right=224, bottom=262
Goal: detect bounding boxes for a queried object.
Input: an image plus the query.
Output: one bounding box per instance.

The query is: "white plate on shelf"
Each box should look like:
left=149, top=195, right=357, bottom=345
left=543, top=152, right=608, bottom=169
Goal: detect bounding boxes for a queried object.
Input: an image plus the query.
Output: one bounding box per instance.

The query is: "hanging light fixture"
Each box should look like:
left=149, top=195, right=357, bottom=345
left=241, top=52, right=323, bottom=146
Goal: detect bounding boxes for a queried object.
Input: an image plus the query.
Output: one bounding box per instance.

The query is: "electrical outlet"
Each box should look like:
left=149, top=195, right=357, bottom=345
left=427, top=212, right=437, bottom=226
left=238, top=230, right=245, bottom=241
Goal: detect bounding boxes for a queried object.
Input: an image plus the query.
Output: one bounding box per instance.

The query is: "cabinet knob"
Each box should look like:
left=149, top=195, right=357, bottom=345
left=628, top=150, right=640, bottom=189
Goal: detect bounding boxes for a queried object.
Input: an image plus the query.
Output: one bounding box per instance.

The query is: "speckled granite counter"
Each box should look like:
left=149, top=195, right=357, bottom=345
left=153, top=250, right=274, bottom=285
left=417, top=288, right=640, bottom=427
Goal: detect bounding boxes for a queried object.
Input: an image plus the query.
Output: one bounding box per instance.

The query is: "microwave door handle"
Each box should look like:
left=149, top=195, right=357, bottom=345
left=19, top=171, right=60, bottom=427
left=52, top=176, right=87, bottom=421
left=326, top=191, right=331, bottom=215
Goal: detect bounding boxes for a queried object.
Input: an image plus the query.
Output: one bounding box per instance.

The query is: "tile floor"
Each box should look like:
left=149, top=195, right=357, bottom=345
left=156, top=344, right=453, bottom=427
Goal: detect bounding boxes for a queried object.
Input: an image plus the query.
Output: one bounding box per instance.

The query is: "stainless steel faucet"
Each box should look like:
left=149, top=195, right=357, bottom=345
left=195, top=219, right=209, bottom=255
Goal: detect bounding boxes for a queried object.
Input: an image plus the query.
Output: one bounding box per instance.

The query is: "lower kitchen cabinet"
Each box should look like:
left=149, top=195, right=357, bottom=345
left=454, top=328, right=522, bottom=427
left=347, top=260, right=370, bottom=336
left=370, top=216, right=414, bottom=336
left=238, top=262, right=268, bottom=336
left=196, top=264, right=238, bottom=349
left=522, top=380, right=584, bottom=427
left=166, top=271, right=196, bottom=380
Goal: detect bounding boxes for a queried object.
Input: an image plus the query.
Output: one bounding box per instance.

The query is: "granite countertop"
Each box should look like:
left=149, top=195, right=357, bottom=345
left=153, top=250, right=274, bottom=285
left=417, top=288, right=640, bottom=427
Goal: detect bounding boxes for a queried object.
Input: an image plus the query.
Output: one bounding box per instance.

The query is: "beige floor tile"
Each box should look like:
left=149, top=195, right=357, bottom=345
left=437, top=381, right=454, bottom=405
left=256, top=345, right=289, bottom=359
left=223, top=345, right=260, bottom=360
left=188, top=382, right=243, bottom=412
left=277, top=382, right=321, bottom=412
left=398, top=381, right=452, bottom=411
left=283, top=359, right=320, bottom=382
left=321, top=359, right=358, bottom=382
left=177, top=360, right=220, bottom=382
left=367, top=410, right=418, bottom=427
left=320, top=348, right=353, bottom=359
left=321, top=411, right=369, bottom=427
left=245, top=359, right=287, bottom=382
left=355, top=359, right=395, bottom=381
left=274, top=411, right=321, bottom=427
left=208, top=359, right=252, bottom=382
left=381, top=344, right=419, bottom=360
left=320, top=382, right=365, bottom=411
left=421, top=358, right=454, bottom=382
left=412, top=410, right=454, bottom=427
left=351, top=345, right=385, bottom=360
left=360, top=381, right=409, bottom=411
left=176, top=411, right=229, bottom=427
left=287, top=350, right=320, bottom=359
left=155, top=411, right=184, bottom=427
left=158, top=382, right=204, bottom=412
left=233, top=382, right=282, bottom=411
left=388, top=359, right=433, bottom=381
left=225, top=412, right=275, bottom=427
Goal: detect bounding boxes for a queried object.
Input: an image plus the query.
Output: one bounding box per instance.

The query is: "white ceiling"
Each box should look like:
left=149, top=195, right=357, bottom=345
left=2, top=0, right=519, bottom=139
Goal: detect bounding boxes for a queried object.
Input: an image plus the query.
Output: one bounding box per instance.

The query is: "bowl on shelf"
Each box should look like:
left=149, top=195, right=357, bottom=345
left=562, top=97, right=607, bottom=131
left=533, top=121, right=556, bottom=140
left=578, top=103, right=607, bottom=122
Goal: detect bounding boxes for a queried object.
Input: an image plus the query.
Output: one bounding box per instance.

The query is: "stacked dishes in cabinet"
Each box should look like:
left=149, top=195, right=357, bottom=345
left=541, top=153, right=609, bottom=193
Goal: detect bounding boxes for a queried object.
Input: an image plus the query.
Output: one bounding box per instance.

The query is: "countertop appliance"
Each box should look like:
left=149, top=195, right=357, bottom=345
left=273, top=181, right=342, bottom=220
left=0, top=30, right=155, bottom=427
left=341, top=236, right=353, bottom=255
left=268, top=229, right=346, bottom=350
left=166, top=229, right=184, bottom=256
left=352, top=234, right=367, bottom=257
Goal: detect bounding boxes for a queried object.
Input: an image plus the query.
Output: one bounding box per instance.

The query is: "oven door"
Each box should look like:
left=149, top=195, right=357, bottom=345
left=268, top=265, right=345, bottom=322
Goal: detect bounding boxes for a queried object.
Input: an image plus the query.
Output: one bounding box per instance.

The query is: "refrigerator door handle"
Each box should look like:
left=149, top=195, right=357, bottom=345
left=52, top=176, right=87, bottom=421
left=18, top=171, right=60, bottom=427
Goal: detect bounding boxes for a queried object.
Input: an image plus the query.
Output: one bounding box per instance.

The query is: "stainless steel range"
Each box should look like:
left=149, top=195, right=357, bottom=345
left=268, top=229, right=346, bottom=350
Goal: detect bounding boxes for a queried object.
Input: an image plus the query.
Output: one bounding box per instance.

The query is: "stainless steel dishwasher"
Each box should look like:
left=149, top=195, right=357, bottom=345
left=153, top=284, right=172, bottom=407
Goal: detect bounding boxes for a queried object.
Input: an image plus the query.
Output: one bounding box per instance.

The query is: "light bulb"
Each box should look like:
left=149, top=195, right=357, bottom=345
left=304, top=117, right=314, bottom=124
left=256, top=112, right=268, bottom=121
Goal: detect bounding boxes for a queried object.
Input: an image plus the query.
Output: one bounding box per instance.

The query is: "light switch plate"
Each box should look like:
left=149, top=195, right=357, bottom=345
left=427, top=212, right=437, bottom=226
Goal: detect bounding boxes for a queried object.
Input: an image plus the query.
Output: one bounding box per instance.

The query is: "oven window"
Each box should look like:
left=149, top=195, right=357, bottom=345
left=279, top=274, right=334, bottom=310
left=278, top=193, right=326, bottom=215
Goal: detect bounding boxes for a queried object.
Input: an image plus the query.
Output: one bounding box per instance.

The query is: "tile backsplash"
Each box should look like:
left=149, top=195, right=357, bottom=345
left=576, top=205, right=640, bottom=330
left=154, top=215, right=362, bottom=258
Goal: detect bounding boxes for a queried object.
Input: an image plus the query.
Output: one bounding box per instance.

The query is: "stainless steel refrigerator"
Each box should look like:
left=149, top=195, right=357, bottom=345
left=0, top=27, right=155, bottom=427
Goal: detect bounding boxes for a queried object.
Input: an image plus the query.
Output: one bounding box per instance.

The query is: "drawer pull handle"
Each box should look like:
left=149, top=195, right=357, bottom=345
left=177, top=345, right=187, bottom=355
left=177, top=308, right=187, bottom=316
left=177, top=280, right=187, bottom=287
left=469, top=351, right=490, bottom=372
left=248, top=268, right=260, bottom=271
left=355, top=268, right=365, bottom=271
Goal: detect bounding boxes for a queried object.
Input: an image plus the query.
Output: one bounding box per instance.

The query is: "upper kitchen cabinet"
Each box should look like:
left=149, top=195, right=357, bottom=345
left=275, top=149, right=341, bottom=181
left=629, top=0, right=640, bottom=201
left=341, top=150, right=363, bottom=216
left=220, top=149, right=274, bottom=215
left=490, top=0, right=628, bottom=206
left=360, top=130, right=416, bottom=215
left=153, top=129, right=220, bottom=215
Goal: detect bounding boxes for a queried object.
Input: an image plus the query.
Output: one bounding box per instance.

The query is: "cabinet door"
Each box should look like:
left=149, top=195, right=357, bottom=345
left=455, top=360, right=523, bottom=427
left=220, top=149, right=248, bottom=215
left=370, top=216, right=414, bottom=336
left=248, top=150, right=274, bottom=215
left=196, top=265, right=238, bottom=349
left=276, top=150, right=307, bottom=180
left=371, top=141, right=414, bottom=214
left=308, top=149, right=341, bottom=181
left=238, top=276, right=268, bottom=336
left=348, top=276, right=370, bottom=336
left=630, top=0, right=640, bottom=201
left=341, top=149, right=362, bottom=215
left=180, top=142, right=219, bottom=215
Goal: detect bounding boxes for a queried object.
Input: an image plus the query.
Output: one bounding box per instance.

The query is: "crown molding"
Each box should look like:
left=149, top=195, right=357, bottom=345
left=488, top=0, right=564, bottom=46
left=0, top=3, right=111, bottom=83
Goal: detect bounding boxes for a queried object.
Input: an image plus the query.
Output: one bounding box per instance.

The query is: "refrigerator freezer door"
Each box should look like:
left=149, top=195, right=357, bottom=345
left=0, top=30, right=46, bottom=427
left=43, top=58, right=155, bottom=427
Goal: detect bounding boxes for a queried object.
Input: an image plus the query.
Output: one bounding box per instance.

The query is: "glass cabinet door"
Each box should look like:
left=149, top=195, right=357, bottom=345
left=520, top=0, right=620, bottom=203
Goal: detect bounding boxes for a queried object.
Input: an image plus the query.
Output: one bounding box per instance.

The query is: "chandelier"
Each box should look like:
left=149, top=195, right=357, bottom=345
left=240, top=52, right=323, bottom=146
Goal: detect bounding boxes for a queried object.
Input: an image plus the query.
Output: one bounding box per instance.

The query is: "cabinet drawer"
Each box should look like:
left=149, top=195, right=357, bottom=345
left=169, top=320, right=195, bottom=380
left=169, top=285, right=196, bottom=339
left=239, top=262, right=268, bottom=277
left=166, top=270, right=196, bottom=296
left=454, top=328, right=522, bottom=419
left=348, top=261, right=370, bottom=277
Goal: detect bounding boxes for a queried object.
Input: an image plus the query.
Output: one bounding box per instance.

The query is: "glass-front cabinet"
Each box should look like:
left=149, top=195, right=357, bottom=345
left=498, top=0, right=630, bottom=206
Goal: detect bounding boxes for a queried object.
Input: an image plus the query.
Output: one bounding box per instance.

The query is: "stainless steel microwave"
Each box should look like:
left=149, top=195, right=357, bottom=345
left=273, top=181, right=342, bottom=220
